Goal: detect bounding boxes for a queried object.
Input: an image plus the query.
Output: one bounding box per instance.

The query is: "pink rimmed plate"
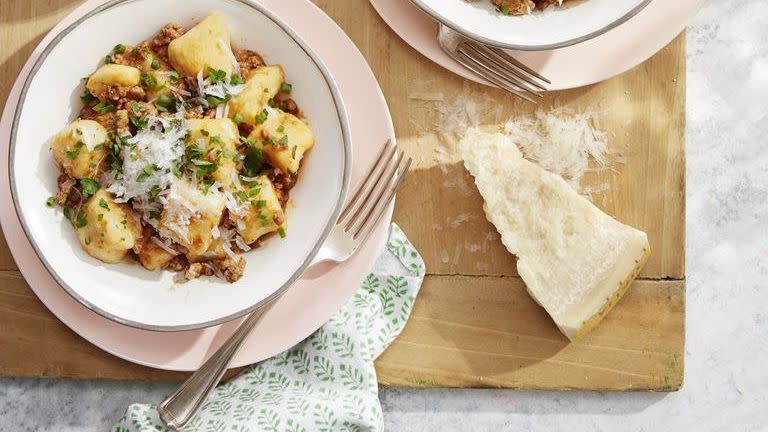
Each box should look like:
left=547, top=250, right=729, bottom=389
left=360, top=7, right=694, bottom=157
left=371, top=0, right=703, bottom=90
left=0, top=0, right=394, bottom=370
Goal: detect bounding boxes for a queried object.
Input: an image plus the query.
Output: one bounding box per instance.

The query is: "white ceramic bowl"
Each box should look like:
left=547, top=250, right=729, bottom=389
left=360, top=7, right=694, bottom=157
left=9, top=0, right=350, bottom=331
left=411, top=0, right=651, bottom=50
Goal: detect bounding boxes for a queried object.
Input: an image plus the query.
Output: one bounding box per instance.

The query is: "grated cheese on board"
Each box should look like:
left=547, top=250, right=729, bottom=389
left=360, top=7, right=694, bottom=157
left=408, top=84, right=617, bottom=196
left=503, top=107, right=610, bottom=189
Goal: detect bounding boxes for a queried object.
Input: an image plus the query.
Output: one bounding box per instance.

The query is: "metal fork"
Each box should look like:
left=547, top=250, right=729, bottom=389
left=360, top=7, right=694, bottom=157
left=437, top=24, right=550, bottom=103
left=158, top=140, right=411, bottom=431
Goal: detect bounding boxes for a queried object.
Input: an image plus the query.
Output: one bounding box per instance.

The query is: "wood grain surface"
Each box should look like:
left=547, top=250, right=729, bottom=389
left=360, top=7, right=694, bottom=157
left=0, top=0, right=686, bottom=390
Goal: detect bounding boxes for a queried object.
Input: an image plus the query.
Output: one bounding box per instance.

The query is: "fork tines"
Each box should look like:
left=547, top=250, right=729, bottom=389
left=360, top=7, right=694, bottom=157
left=338, top=140, right=412, bottom=240
left=457, top=40, right=550, bottom=103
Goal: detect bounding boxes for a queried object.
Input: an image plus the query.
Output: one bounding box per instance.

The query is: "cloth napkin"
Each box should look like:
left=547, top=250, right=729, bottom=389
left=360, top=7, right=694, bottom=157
left=112, top=224, right=424, bottom=432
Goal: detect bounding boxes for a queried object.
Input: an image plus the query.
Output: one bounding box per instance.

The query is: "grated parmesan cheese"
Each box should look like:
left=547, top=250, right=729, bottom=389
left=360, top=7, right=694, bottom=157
left=503, top=107, right=610, bottom=189
left=158, top=178, right=225, bottom=243
left=106, top=113, right=187, bottom=206
left=408, top=83, right=617, bottom=197
left=196, top=70, right=245, bottom=102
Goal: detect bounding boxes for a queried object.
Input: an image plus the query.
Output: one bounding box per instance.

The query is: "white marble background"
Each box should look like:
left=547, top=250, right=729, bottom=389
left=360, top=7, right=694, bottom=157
left=2, top=0, right=766, bottom=430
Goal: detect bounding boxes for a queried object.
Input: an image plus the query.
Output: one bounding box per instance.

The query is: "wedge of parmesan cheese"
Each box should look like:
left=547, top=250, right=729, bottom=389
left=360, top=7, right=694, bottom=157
left=458, top=129, right=650, bottom=340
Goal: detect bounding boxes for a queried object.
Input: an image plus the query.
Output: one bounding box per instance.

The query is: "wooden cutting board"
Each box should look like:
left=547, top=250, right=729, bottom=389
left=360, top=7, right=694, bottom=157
left=0, top=0, right=685, bottom=390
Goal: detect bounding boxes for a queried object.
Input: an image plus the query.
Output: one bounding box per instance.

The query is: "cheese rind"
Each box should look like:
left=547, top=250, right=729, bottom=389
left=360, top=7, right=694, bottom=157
left=459, top=129, right=650, bottom=340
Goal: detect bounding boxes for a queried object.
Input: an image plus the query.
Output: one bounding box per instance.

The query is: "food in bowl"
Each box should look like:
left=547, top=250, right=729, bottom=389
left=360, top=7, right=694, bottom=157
left=48, top=12, right=314, bottom=283
left=482, top=0, right=571, bottom=16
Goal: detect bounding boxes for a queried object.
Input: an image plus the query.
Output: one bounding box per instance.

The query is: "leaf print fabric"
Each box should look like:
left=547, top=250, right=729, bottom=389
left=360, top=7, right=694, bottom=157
left=112, top=224, right=424, bottom=432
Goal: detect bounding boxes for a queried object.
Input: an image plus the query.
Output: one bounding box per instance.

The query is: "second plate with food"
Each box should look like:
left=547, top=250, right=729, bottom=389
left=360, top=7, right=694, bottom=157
left=9, top=0, right=350, bottom=330
left=411, top=0, right=651, bottom=50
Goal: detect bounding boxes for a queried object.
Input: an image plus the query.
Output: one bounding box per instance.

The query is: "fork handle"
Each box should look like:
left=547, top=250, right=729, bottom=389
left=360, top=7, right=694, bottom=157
left=157, top=304, right=272, bottom=430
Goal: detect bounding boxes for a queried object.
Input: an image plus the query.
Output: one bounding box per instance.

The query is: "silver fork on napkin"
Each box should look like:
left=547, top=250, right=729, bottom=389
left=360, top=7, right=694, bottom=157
left=158, top=141, right=411, bottom=430
left=437, top=24, right=550, bottom=102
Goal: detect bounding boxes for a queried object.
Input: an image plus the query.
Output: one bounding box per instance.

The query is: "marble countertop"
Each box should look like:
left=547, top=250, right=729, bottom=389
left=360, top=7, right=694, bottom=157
left=2, top=1, right=766, bottom=430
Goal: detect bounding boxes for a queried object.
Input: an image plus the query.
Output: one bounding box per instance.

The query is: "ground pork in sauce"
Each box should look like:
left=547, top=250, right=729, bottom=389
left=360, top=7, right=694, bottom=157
left=474, top=0, right=567, bottom=15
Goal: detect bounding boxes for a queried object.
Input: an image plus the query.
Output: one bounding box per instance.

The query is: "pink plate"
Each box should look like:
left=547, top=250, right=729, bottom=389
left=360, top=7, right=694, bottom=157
left=0, top=0, right=394, bottom=371
left=370, top=0, right=703, bottom=90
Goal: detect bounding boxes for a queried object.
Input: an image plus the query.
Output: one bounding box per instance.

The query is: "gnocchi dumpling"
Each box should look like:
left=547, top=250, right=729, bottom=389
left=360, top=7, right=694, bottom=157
left=232, top=176, right=286, bottom=244
left=248, top=109, right=314, bottom=175
left=134, top=228, right=176, bottom=271
left=168, top=13, right=234, bottom=77
left=76, top=189, right=141, bottom=264
left=186, top=118, right=239, bottom=189
left=86, top=64, right=141, bottom=99
left=228, top=65, right=284, bottom=125
left=158, top=178, right=226, bottom=256
left=51, top=119, right=108, bottom=179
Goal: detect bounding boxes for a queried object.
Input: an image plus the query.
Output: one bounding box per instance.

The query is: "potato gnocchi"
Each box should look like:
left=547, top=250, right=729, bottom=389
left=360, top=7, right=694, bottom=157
left=470, top=0, right=571, bottom=16
left=48, top=13, right=314, bottom=283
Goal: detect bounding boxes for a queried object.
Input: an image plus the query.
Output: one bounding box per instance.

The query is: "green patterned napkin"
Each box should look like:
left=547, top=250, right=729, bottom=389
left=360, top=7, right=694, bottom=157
left=113, top=224, right=424, bottom=432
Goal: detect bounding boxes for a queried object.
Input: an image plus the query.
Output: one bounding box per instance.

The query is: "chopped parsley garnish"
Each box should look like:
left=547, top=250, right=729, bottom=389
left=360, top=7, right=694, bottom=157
left=205, top=94, right=230, bottom=108
left=230, top=74, right=243, bottom=85
left=200, top=178, right=215, bottom=194
left=243, top=146, right=265, bottom=177
left=104, top=55, right=112, bottom=64
left=168, top=71, right=180, bottom=82
left=258, top=210, right=269, bottom=226
left=92, top=101, right=115, bottom=114
left=232, top=113, right=244, bottom=124
left=130, top=116, right=148, bottom=130
left=113, top=44, right=126, bottom=54
left=223, top=147, right=240, bottom=161
left=74, top=210, right=88, bottom=228
left=254, top=109, right=269, bottom=125
left=267, top=97, right=276, bottom=108
left=136, top=164, right=156, bottom=182
left=155, top=93, right=176, bottom=112
left=497, top=5, right=511, bottom=15
left=149, top=210, right=161, bottom=220
left=150, top=58, right=161, bottom=70
left=206, top=67, right=227, bottom=84
left=171, top=162, right=183, bottom=178
left=80, top=178, right=100, bottom=198
left=66, top=141, right=85, bottom=160
left=280, top=82, right=292, bottom=94
left=98, top=198, right=110, bottom=210
left=149, top=184, right=161, bottom=200
left=84, top=236, right=92, bottom=245
left=291, top=145, right=298, bottom=159
left=129, top=101, right=141, bottom=114
left=140, top=73, right=157, bottom=89
left=234, top=190, right=249, bottom=203
left=97, top=213, right=104, bottom=221
left=80, top=89, right=99, bottom=107
left=248, top=188, right=261, bottom=197
left=277, top=135, right=289, bottom=147
left=276, top=124, right=285, bottom=133
left=253, top=199, right=266, bottom=208
left=46, top=197, right=55, bottom=207
left=63, top=206, right=72, bottom=220
left=277, top=227, right=286, bottom=238
left=278, top=101, right=290, bottom=111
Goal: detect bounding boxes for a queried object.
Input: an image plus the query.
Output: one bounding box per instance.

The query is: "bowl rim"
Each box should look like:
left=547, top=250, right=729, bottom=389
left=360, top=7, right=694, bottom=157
left=8, top=0, right=352, bottom=332
left=409, top=0, right=652, bottom=51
